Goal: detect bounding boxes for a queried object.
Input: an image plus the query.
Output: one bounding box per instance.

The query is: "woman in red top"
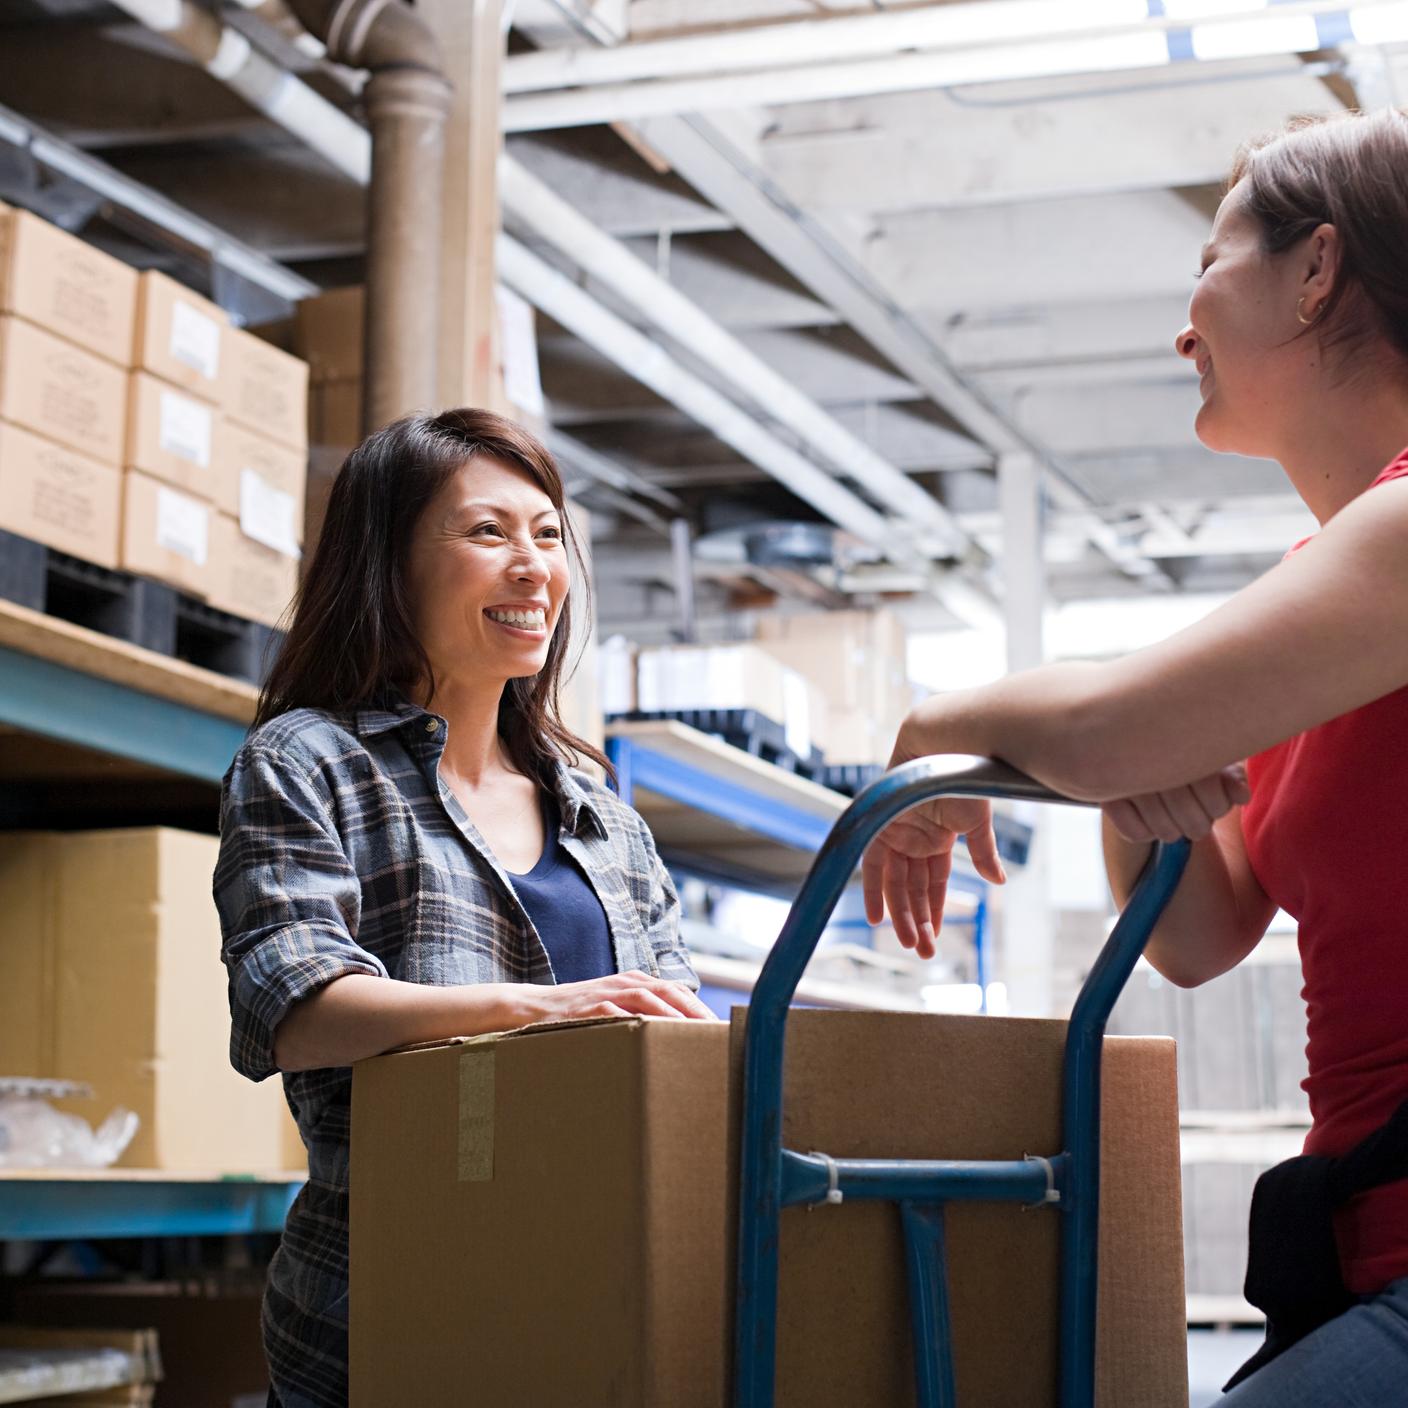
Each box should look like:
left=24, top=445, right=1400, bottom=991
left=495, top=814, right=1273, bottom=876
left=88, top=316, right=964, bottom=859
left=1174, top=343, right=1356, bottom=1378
left=865, top=108, right=1408, bottom=1404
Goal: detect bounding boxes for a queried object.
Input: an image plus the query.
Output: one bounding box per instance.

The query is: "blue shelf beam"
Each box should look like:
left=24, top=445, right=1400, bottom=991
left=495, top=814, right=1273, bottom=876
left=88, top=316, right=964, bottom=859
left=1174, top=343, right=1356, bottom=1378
left=0, top=646, right=248, bottom=784
left=0, top=1178, right=303, bottom=1240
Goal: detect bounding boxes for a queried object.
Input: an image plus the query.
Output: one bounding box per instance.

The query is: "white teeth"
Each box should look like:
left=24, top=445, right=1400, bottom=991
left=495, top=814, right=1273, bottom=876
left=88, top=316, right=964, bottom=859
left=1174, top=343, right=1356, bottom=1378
left=487, top=608, right=546, bottom=628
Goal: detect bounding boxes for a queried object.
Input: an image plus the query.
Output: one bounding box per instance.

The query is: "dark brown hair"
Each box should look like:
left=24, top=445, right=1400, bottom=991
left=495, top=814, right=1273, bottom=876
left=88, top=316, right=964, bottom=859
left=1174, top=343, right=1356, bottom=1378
left=1230, top=108, right=1408, bottom=363
left=256, top=408, right=611, bottom=786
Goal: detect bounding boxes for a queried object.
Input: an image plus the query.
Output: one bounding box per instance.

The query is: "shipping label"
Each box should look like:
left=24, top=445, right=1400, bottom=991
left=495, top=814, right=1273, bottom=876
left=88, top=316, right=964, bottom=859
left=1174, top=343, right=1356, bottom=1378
left=155, top=485, right=209, bottom=566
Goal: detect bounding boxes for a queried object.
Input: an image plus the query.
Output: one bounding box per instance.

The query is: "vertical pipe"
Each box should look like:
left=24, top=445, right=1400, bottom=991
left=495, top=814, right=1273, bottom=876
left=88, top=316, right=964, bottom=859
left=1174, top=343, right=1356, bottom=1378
left=361, top=67, right=452, bottom=433
left=901, top=1201, right=959, bottom=1408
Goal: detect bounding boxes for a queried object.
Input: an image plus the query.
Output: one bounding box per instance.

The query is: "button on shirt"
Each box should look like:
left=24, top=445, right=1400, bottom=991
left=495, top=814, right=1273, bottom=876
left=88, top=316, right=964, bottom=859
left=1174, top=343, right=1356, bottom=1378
left=214, top=699, right=697, bottom=1408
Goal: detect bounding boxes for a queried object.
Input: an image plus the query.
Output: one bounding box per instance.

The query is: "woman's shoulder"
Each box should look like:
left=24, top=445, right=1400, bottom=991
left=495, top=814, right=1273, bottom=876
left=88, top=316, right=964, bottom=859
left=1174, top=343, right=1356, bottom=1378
left=231, top=706, right=367, bottom=779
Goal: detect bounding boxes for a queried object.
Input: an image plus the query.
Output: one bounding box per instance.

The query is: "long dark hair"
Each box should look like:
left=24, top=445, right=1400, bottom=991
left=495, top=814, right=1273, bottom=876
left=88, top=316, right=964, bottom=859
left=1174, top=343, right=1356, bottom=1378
left=1231, top=108, right=1408, bottom=363
left=257, top=408, right=611, bottom=786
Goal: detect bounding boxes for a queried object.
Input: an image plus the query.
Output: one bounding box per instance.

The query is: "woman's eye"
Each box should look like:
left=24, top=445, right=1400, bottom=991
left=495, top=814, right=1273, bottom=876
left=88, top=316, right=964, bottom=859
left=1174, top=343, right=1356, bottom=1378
left=538, top=528, right=562, bottom=541
left=471, top=522, right=504, bottom=537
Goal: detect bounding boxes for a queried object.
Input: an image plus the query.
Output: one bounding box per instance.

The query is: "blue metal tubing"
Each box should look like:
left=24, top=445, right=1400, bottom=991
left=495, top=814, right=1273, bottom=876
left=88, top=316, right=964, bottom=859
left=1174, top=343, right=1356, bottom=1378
left=902, top=1202, right=959, bottom=1408
left=780, top=1150, right=1059, bottom=1208
left=733, top=755, right=1191, bottom=1408
left=1057, top=838, right=1191, bottom=1407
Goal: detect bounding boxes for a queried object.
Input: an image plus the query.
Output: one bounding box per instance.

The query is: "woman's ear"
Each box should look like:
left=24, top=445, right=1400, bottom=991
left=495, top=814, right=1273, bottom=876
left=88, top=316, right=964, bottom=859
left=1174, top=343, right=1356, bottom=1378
left=1301, top=222, right=1341, bottom=307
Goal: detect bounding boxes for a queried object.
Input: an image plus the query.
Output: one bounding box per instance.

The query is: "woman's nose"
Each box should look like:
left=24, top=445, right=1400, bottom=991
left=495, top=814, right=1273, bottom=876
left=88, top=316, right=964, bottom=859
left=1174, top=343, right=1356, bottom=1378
left=512, top=545, right=551, bottom=581
left=1174, top=324, right=1199, bottom=360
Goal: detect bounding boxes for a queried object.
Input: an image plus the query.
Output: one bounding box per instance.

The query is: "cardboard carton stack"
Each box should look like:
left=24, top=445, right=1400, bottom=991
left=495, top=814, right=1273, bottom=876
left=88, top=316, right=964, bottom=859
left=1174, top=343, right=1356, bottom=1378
left=127, top=274, right=307, bottom=625
left=0, top=201, right=134, bottom=569
left=755, top=607, right=913, bottom=766
left=0, top=827, right=300, bottom=1173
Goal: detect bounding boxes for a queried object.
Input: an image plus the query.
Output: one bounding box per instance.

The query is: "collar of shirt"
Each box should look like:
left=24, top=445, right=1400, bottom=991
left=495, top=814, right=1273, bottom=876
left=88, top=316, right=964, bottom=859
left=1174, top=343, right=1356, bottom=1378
left=351, top=696, right=609, bottom=842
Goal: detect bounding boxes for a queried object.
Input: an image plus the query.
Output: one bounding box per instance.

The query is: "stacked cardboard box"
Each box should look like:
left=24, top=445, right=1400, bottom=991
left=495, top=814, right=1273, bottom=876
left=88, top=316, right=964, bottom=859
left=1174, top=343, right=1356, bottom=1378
left=0, top=202, right=133, bottom=568
left=756, top=607, right=912, bottom=766
left=349, top=1010, right=1187, bottom=1407
left=0, top=828, right=299, bottom=1173
left=122, top=273, right=308, bottom=623
left=635, top=642, right=829, bottom=759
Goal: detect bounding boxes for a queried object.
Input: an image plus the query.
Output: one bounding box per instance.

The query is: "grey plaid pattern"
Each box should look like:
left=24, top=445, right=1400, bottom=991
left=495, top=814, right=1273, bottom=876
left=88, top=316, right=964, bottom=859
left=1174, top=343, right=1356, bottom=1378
left=215, top=698, right=696, bottom=1408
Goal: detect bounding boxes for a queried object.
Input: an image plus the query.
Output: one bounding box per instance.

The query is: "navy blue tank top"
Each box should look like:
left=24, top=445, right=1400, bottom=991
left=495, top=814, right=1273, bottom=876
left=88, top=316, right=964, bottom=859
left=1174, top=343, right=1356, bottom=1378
left=507, top=797, right=616, bottom=983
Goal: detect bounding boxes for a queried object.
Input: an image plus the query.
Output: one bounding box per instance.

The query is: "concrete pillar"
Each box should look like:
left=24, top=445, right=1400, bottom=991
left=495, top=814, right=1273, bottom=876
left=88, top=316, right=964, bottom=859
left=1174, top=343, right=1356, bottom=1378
left=997, top=451, right=1054, bottom=1017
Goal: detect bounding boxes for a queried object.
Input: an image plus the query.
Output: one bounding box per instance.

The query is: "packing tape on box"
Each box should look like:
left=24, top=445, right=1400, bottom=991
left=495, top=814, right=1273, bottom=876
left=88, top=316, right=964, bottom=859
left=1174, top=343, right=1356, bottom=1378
left=457, top=1049, right=495, bottom=1183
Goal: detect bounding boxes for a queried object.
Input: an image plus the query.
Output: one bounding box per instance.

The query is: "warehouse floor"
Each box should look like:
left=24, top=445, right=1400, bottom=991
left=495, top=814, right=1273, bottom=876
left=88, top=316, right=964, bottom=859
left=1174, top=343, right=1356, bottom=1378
left=1188, top=1329, right=1264, bottom=1406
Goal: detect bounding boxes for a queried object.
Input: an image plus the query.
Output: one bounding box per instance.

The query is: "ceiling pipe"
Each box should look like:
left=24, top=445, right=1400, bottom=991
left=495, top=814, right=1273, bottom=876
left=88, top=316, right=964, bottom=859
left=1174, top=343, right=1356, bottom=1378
left=282, top=0, right=452, bottom=433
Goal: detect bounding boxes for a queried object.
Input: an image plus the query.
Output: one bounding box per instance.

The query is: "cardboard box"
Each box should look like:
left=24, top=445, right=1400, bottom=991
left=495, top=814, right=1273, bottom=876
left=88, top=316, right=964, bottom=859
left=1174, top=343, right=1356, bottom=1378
left=0, top=419, right=120, bottom=568
left=309, top=376, right=362, bottom=448
left=223, top=325, right=309, bottom=450
left=0, top=206, right=138, bottom=365
left=0, top=1324, right=161, bottom=1399
left=10, top=1279, right=268, bottom=1408
left=300, top=446, right=344, bottom=577
left=214, top=420, right=306, bottom=549
left=636, top=642, right=827, bottom=758
left=0, top=828, right=294, bottom=1172
left=119, top=468, right=210, bottom=598
left=0, top=314, right=127, bottom=465
left=293, top=284, right=363, bottom=381
left=125, top=372, right=219, bottom=498
left=349, top=1011, right=1186, bottom=1407
left=132, top=270, right=227, bottom=402
left=208, top=512, right=298, bottom=628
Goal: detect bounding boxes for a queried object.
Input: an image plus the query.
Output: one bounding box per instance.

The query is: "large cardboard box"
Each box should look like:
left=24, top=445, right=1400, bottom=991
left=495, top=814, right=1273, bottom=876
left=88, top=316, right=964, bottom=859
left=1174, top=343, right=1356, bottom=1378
left=636, top=642, right=827, bottom=758
left=309, top=376, right=362, bottom=448
left=0, top=420, right=120, bottom=568
left=119, top=468, right=211, bottom=598
left=0, top=206, right=138, bottom=366
left=350, top=1011, right=1186, bottom=1407
left=0, top=315, right=127, bottom=466
left=125, top=371, right=219, bottom=499
left=293, top=284, right=363, bottom=381
left=214, top=420, right=306, bottom=549
left=132, top=270, right=227, bottom=403
left=0, top=829, right=294, bottom=1172
left=222, top=325, right=309, bottom=450
left=208, top=512, right=298, bottom=628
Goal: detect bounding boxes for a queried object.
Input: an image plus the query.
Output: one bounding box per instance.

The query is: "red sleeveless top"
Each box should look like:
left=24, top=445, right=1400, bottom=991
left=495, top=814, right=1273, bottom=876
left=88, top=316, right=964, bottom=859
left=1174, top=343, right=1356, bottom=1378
left=1241, top=448, right=1408, bottom=1294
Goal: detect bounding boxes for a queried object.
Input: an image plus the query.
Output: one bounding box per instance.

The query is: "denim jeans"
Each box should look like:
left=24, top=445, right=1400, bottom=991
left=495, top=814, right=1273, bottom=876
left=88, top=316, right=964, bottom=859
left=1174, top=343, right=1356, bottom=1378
left=1221, top=1275, right=1408, bottom=1405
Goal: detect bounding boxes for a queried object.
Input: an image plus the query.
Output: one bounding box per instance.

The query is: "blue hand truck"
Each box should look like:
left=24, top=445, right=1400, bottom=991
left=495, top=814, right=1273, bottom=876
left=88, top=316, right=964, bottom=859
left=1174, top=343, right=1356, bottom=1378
left=733, top=755, right=1191, bottom=1408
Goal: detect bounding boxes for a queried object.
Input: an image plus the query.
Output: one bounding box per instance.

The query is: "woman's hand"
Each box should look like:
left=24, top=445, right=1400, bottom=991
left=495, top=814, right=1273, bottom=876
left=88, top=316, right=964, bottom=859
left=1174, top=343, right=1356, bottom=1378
left=515, top=971, right=717, bottom=1023
left=1102, top=764, right=1250, bottom=843
left=861, top=723, right=1008, bottom=960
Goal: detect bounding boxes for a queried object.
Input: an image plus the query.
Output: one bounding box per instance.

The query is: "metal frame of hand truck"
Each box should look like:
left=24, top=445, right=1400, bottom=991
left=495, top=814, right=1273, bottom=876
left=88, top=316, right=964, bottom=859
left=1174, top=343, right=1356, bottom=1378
left=733, top=755, right=1191, bottom=1408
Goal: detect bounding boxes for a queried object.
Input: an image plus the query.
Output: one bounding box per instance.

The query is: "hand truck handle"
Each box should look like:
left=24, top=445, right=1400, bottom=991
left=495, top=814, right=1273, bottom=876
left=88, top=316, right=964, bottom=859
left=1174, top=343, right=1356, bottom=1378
left=734, top=754, right=1191, bottom=1408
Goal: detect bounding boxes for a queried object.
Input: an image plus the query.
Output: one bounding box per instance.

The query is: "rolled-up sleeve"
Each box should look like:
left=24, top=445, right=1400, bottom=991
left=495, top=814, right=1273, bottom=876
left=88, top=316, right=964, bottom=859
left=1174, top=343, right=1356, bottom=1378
left=636, top=816, right=699, bottom=990
left=215, top=745, right=388, bottom=1081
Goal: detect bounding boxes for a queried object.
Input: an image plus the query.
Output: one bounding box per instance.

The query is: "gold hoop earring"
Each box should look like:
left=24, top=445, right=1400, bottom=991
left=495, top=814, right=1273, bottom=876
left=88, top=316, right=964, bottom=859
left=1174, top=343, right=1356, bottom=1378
left=1296, top=297, right=1319, bottom=325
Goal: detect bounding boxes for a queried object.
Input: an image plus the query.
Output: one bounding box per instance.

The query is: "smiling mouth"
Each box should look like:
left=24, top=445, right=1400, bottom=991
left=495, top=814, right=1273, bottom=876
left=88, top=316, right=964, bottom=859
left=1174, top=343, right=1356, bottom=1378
left=485, top=607, right=547, bottom=633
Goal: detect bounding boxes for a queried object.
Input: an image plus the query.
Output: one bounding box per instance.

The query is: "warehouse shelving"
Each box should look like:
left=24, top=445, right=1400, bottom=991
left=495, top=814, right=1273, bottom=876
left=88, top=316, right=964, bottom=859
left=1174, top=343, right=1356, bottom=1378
left=0, top=1170, right=300, bottom=1242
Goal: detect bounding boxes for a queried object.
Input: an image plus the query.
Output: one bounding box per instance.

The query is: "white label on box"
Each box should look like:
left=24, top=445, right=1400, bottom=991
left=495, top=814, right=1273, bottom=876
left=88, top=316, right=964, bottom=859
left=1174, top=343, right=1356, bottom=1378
left=155, top=486, right=209, bottom=566
left=781, top=669, right=811, bottom=759
left=158, top=388, right=212, bottom=468
left=240, top=468, right=300, bottom=557
left=169, top=299, right=221, bottom=380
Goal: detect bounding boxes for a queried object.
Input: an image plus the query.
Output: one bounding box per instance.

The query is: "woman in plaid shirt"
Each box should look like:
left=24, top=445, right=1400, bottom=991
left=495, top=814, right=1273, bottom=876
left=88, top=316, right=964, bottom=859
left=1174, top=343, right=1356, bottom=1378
left=215, top=409, right=713, bottom=1408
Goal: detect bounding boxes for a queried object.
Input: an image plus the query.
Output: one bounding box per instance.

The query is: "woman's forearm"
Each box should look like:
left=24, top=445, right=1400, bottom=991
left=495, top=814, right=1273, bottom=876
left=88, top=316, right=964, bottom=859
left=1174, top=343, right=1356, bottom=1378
left=272, top=974, right=538, bottom=1072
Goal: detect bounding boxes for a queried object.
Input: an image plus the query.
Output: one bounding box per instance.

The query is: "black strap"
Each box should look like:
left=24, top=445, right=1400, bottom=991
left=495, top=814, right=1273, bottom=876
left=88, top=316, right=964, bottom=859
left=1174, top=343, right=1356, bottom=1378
left=1329, top=1095, right=1408, bottom=1205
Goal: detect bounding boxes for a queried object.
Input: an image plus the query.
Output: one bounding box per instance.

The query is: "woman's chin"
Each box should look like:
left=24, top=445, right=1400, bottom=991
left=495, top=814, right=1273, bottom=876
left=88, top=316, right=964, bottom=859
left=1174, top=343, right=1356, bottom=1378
left=1193, top=402, right=1253, bottom=457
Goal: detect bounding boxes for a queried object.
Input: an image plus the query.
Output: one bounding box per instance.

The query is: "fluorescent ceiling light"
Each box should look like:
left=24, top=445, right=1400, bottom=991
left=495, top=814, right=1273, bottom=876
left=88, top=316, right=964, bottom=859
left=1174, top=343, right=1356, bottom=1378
left=1349, top=1, right=1408, bottom=42
left=1162, top=0, right=1268, bottom=18
left=1191, top=13, right=1321, bottom=58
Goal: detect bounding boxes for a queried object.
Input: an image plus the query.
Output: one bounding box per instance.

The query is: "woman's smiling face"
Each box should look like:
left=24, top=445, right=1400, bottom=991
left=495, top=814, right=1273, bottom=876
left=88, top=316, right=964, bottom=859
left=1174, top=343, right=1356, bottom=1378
left=1174, top=181, right=1325, bottom=460
left=404, top=454, right=570, bottom=688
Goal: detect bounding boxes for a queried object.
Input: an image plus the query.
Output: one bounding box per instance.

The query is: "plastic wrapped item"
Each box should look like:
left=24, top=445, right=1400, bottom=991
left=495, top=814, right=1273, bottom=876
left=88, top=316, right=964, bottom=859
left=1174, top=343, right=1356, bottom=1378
left=0, top=1078, right=138, bottom=1169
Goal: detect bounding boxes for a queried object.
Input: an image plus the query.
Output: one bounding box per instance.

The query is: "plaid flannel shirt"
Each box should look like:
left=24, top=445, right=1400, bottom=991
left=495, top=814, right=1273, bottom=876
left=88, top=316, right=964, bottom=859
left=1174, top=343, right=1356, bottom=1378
left=215, top=698, right=696, bottom=1408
